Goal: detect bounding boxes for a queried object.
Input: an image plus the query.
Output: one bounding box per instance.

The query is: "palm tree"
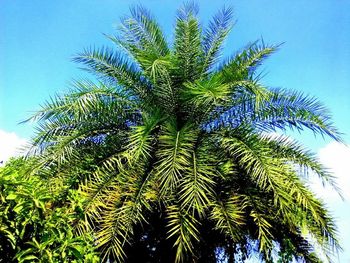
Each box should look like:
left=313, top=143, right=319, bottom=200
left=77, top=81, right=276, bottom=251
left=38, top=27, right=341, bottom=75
left=28, top=4, right=341, bottom=262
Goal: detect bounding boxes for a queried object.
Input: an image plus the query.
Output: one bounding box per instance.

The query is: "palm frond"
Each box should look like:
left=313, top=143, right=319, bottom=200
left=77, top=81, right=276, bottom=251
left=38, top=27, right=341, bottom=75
left=255, top=89, right=342, bottom=141
left=219, top=132, right=272, bottom=190
left=144, top=56, right=177, bottom=112
left=173, top=2, right=203, bottom=82
left=181, top=75, right=230, bottom=111
left=166, top=203, right=200, bottom=262
left=201, top=6, right=233, bottom=75
left=116, top=5, right=169, bottom=58
left=28, top=81, right=134, bottom=123
left=282, top=171, right=340, bottom=249
left=219, top=41, right=279, bottom=81
left=155, top=121, right=197, bottom=194
left=261, top=134, right=341, bottom=194
left=209, top=195, right=245, bottom=240
left=241, top=195, right=274, bottom=255
left=74, top=48, right=151, bottom=101
left=178, top=150, right=215, bottom=216
left=26, top=81, right=134, bottom=166
left=209, top=89, right=342, bottom=142
left=126, top=111, right=161, bottom=163
left=96, top=164, right=154, bottom=262
left=201, top=80, right=271, bottom=132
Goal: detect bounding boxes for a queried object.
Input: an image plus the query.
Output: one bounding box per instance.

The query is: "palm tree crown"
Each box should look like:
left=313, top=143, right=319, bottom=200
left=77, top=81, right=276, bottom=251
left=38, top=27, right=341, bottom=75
left=28, top=3, right=341, bottom=262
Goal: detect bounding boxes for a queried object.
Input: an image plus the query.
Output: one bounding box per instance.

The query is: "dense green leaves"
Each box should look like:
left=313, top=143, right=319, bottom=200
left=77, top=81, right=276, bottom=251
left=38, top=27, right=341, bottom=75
left=0, top=158, right=100, bottom=263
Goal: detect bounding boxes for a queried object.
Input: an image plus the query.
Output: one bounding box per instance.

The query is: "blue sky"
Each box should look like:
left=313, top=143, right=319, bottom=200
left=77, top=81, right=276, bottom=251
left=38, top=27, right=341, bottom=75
left=1, top=0, right=350, bottom=261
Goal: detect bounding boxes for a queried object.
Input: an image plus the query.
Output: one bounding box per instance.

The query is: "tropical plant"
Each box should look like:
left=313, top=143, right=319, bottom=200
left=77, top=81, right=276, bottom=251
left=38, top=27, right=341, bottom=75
left=24, top=3, right=341, bottom=262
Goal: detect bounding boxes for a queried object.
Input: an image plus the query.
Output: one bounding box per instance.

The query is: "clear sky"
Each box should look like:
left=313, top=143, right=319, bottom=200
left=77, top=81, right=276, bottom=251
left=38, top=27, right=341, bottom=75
left=1, top=0, right=350, bottom=261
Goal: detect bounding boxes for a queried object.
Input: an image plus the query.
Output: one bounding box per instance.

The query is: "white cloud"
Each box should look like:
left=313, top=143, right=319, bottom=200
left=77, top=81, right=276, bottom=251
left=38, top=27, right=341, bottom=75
left=0, top=129, right=27, bottom=165
left=309, top=142, right=350, bottom=202
left=311, top=142, right=350, bottom=262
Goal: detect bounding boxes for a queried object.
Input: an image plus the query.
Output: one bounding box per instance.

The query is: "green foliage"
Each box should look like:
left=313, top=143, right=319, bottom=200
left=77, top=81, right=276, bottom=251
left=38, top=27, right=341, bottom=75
left=6, top=3, right=343, bottom=263
left=0, top=158, right=100, bottom=263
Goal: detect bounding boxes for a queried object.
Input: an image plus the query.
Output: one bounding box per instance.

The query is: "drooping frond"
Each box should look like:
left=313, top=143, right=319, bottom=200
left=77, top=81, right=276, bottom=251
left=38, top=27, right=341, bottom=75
left=260, top=133, right=341, bottom=193
left=95, top=164, right=154, bottom=262
left=178, top=150, right=215, bottom=216
left=209, top=195, right=245, bottom=241
left=155, top=121, right=197, bottom=194
left=166, top=202, right=200, bottom=262
left=28, top=81, right=134, bottom=124
left=217, top=130, right=340, bottom=256
left=208, top=89, right=341, bottom=142
left=218, top=131, right=272, bottom=190
left=249, top=207, right=273, bottom=253
left=81, top=112, right=161, bottom=222
left=253, top=89, right=342, bottom=140
left=25, top=82, right=138, bottom=167
left=125, top=111, right=161, bottom=163
left=81, top=168, right=121, bottom=219
left=26, top=81, right=134, bottom=163
left=281, top=171, right=340, bottom=250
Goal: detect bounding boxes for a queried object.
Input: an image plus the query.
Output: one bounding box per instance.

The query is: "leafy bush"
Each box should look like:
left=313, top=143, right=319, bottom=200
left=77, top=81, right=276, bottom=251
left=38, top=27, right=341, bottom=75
left=0, top=158, right=100, bottom=263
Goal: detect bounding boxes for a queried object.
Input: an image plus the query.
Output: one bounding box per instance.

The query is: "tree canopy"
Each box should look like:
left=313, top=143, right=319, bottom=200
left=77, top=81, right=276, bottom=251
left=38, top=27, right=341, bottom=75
left=0, top=3, right=342, bottom=263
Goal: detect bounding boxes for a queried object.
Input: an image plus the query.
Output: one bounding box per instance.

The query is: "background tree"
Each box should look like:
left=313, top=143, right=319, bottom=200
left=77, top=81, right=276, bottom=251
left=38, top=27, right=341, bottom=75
left=0, top=157, right=100, bottom=262
left=21, top=3, right=341, bottom=263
